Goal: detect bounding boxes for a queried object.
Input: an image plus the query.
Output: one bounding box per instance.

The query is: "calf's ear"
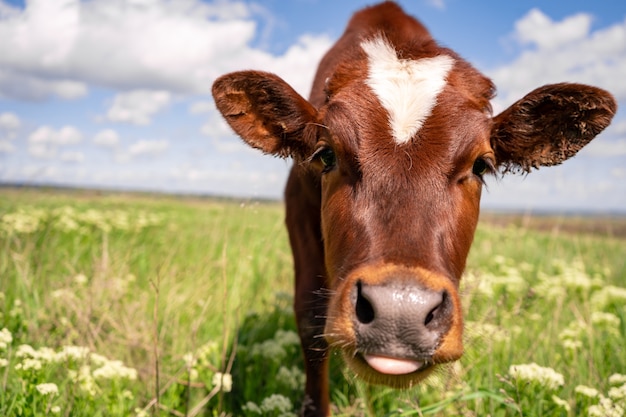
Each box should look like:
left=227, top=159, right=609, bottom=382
left=212, top=71, right=318, bottom=159
left=491, top=83, right=617, bottom=173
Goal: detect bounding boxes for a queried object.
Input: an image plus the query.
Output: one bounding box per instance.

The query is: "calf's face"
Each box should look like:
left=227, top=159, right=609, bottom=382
left=211, top=36, right=616, bottom=388
left=310, top=40, right=496, bottom=386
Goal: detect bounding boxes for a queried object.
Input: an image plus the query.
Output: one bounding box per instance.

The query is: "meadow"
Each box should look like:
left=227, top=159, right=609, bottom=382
left=1, top=187, right=625, bottom=417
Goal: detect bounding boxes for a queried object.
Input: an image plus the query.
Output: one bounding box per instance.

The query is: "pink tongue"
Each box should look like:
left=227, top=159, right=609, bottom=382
left=364, top=354, right=422, bottom=375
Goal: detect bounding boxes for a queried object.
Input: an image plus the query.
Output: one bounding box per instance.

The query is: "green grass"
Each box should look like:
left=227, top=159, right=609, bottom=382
left=1, top=187, right=625, bottom=416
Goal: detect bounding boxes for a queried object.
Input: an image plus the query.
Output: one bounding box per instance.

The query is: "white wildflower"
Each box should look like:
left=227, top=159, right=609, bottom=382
left=609, top=374, right=626, bottom=386
left=475, top=269, right=528, bottom=298
left=0, top=328, right=12, bottom=350
left=51, top=289, right=70, bottom=299
left=92, top=360, right=137, bottom=380
left=58, top=345, right=90, bottom=361
left=108, top=210, right=130, bottom=230
left=575, top=385, right=600, bottom=398
left=71, top=365, right=98, bottom=397
left=36, top=383, right=59, bottom=396
left=9, top=299, right=23, bottom=318
left=562, top=339, right=583, bottom=351
left=508, top=363, right=564, bottom=390
left=466, top=322, right=509, bottom=343
left=195, top=341, right=218, bottom=364
left=14, top=344, right=58, bottom=363
left=16, top=344, right=37, bottom=358
left=0, top=358, right=8, bottom=367
left=591, top=311, right=621, bottom=331
left=111, top=277, right=130, bottom=295
left=242, top=401, right=262, bottom=414
left=551, top=395, right=570, bottom=412
left=135, top=408, right=149, bottom=417
left=559, top=320, right=587, bottom=352
left=54, top=209, right=80, bottom=232
left=89, top=353, right=108, bottom=367
left=536, top=260, right=603, bottom=300
left=182, top=352, right=196, bottom=368
left=36, top=347, right=57, bottom=363
left=588, top=396, right=624, bottom=417
left=260, top=394, right=294, bottom=414
left=250, top=339, right=286, bottom=361
left=16, top=358, right=43, bottom=371
left=591, top=286, right=626, bottom=310
left=609, top=384, right=626, bottom=405
left=73, top=273, right=88, bottom=285
left=51, top=406, right=61, bottom=414
left=274, top=330, right=300, bottom=346
left=79, top=209, right=111, bottom=232
left=212, top=372, right=233, bottom=392
left=276, top=366, right=305, bottom=391
left=1, top=208, right=46, bottom=234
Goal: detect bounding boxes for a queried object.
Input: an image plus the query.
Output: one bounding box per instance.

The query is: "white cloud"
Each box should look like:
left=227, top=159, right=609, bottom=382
left=606, top=119, right=626, bottom=135
left=0, top=69, right=87, bottom=100
left=0, top=112, right=20, bottom=146
left=0, top=0, right=332, bottom=100
left=489, top=11, right=626, bottom=112
left=426, top=0, right=446, bottom=11
left=27, top=125, right=83, bottom=159
left=112, top=138, right=169, bottom=164
left=28, top=143, right=56, bottom=159
left=612, top=167, right=626, bottom=178
left=198, top=105, right=247, bottom=153
left=0, top=140, right=15, bottom=153
left=189, top=100, right=214, bottom=115
left=0, top=2, right=20, bottom=18
left=0, top=112, right=20, bottom=130
left=514, top=9, right=592, bottom=50
left=93, top=129, right=120, bottom=147
left=259, top=34, right=333, bottom=97
left=584, top=138, right=626, bottom=157
left=60, top=150, right=84, bottom=163
left=128, top=139, right=169, bottom=156
left=200, top=105, right=234, bottom=138
left=105, top=90, right=171, bottom=125
left=29, top=125, right=82, bottom=145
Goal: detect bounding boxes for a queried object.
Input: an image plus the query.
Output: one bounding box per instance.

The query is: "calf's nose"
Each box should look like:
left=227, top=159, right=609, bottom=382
left=352, top=280, right=453, bottom=362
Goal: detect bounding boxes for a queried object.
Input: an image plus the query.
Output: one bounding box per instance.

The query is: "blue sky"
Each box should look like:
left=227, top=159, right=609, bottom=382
left=0, top=0, right=625, bottom=212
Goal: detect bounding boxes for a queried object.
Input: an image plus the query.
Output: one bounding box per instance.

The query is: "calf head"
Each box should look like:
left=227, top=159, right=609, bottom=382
left=212, top=34, right=615, bottom=388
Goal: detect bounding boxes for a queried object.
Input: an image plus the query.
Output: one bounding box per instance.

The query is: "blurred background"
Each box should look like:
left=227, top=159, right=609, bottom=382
left=0, top=0, right=624, bottom=213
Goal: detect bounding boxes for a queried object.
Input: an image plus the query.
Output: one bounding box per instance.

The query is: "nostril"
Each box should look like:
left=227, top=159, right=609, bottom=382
left=424, top=290, right=448, bottom=328
left=355, top=281, right=375, bottom=324
left=424, top=308, right=435, bottom=326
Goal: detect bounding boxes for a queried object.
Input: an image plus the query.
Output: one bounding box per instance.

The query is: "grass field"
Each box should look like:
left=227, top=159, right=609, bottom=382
left=1, top=187, right=625, bottom=416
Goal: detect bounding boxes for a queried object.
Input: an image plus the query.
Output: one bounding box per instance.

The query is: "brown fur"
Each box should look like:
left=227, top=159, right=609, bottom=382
left=212, top=3, right=616, bottom=416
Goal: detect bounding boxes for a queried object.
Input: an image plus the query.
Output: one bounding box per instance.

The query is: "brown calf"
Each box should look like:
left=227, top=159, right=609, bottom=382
left=212, top=2, right=616, bottom=416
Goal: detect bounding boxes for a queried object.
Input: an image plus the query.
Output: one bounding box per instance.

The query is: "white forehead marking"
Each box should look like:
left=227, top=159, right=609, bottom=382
left=361, top=36, right=454, bottom=145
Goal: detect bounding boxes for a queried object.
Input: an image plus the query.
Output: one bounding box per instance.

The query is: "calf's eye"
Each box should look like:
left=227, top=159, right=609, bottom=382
left=314, top=147, right=337, bottom=173
left=472, top=158, right=489, bottom=177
